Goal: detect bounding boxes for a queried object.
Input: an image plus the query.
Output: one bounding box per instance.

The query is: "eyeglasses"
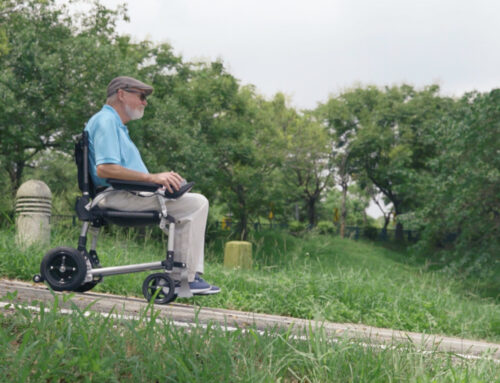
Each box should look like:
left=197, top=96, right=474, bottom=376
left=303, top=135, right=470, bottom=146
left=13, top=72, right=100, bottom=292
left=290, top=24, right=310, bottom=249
left=122, top=89, right=147, bottom=101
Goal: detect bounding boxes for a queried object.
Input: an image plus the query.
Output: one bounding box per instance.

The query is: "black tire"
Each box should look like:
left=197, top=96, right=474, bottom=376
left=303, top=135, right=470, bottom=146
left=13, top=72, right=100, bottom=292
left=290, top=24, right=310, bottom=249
left=142, top=273, right=176, bottom=304
left=74, top=280, right=99, bottom=293
left=74, top=251, right=102, bottom=293
left=33, top=274, right=43, bottom=283
left=40, top=247, right=87, bottom=291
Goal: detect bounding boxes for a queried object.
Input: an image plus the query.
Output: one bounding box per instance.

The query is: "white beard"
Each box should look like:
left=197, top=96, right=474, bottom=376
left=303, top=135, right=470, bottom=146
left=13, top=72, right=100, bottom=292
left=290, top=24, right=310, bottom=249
left=125, top=105, right=144, bottom=121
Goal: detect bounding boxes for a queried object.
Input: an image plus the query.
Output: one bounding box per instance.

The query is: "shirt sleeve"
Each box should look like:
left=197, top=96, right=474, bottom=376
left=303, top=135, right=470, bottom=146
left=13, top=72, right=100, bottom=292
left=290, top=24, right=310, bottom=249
left=93, top=115, right=121, bottom=166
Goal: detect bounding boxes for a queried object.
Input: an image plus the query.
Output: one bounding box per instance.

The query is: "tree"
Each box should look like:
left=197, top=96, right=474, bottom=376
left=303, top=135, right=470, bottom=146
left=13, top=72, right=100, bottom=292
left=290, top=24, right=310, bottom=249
left=416, top=90, right=500, bottom=272
left=319, top=85, right=452, bottom=240
left=0, top=0, right=143, bottom=196
left=282, top=110, right=335, bottom=226
left=139, top=60, right=286, bottom=238
left=317, top=94, right=361, bottom=237
left=320, top=185, right=371, bottom=227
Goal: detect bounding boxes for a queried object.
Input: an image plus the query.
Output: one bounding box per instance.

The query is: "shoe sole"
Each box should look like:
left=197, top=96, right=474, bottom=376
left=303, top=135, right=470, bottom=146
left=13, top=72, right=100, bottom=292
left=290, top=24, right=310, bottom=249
left=194, top=287, right=221, bottom=295
left=174, top=286, right=211, bottom=295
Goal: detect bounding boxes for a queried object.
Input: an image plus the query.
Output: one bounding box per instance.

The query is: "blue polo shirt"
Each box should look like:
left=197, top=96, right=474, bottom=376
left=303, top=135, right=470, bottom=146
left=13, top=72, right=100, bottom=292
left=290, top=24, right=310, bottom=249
left=85, top=105, right=148, bottom=187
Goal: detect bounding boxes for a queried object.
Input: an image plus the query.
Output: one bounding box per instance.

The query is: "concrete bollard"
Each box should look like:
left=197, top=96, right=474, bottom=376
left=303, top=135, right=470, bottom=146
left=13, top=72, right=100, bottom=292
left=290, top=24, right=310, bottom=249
left=224, top=241, right=252, bottom=270
left=15, top=180, right=52, bottom=247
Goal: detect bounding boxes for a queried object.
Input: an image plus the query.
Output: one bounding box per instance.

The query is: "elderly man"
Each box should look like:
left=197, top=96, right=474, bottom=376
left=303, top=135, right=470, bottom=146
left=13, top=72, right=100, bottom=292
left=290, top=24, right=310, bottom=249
left=85, top=76, right=219, bottom=295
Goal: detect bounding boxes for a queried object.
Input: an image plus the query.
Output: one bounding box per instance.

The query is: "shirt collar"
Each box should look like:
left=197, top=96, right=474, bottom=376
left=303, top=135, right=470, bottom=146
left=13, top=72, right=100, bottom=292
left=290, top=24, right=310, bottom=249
left=102, top=104, right=127, bottom=131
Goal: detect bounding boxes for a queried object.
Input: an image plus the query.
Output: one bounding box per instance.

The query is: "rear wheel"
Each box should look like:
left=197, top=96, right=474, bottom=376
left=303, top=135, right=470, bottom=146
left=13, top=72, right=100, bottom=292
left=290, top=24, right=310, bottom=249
left=40, top=247, right=87, bottom=291
left=74, top=279, right=100, bottom=293
left=74, top=251, right=102, bottom=293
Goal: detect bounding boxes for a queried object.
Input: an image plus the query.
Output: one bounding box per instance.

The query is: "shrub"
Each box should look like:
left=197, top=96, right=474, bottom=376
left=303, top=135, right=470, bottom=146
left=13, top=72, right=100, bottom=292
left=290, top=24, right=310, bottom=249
left=316, top=220, right=336, bottom=235
left=288, top=220, right=307, bottom=235
left=363, top=226, right=378, bottom=240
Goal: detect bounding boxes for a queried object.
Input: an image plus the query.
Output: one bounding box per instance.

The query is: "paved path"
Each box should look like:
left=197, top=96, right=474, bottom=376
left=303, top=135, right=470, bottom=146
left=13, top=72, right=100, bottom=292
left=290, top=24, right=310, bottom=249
left=1, top=279, right=498, bottom=360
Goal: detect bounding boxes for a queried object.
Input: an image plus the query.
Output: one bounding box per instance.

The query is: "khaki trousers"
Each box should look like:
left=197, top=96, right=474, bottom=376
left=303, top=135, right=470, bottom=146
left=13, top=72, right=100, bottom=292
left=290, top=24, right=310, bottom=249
left=96, top=190, right=208, bottom=282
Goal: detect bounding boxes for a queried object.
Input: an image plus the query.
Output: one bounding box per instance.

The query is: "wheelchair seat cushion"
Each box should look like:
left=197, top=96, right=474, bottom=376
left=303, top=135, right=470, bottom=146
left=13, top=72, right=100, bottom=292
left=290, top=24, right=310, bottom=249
left=91, top=206, right=161, bottom=226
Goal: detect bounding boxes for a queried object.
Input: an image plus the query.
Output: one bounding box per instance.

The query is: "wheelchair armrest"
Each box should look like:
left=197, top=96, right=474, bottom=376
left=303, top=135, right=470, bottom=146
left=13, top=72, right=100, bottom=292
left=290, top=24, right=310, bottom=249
left=106, top=179, right=195, bottom=198
left=107, top=179, right=161, bottom=192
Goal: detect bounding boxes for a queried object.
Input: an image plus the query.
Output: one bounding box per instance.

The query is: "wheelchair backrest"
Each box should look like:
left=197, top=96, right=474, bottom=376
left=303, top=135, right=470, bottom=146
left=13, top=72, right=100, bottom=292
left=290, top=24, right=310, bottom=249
left=75, top=131, right=97, bottom=198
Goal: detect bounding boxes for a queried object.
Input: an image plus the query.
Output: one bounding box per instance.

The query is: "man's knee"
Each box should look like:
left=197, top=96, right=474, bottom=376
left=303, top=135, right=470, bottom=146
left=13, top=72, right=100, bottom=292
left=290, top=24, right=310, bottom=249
left=190, top=193, right=209, bottom=210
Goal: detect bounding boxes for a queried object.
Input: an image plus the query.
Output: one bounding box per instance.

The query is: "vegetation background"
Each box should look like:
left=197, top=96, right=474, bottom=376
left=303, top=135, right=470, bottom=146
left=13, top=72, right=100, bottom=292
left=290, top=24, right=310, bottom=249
left=1, top=0, right=498, bottom=277
left=0, top=1, right=499, bottom=380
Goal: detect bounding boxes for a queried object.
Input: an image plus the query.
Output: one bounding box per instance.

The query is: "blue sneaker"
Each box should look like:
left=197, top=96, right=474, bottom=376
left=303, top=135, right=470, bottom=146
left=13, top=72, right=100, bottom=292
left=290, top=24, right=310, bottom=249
left=193, top=274, right=221, bottom=295
left=175, top=276, right=211, bottom=294
left=195, top=285, right=221, bottom=295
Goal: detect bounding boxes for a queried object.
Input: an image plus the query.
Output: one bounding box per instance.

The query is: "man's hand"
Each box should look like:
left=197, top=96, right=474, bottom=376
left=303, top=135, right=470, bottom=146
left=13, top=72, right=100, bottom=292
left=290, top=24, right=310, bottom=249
left=150, top=171, right=184, bottom=193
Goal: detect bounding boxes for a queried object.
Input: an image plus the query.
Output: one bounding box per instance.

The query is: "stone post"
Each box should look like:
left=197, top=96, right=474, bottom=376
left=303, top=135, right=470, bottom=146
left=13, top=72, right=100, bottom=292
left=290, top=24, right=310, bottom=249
left=15, top=180, right=52, bottom=247
left=224, top=241, right=252, bottom=270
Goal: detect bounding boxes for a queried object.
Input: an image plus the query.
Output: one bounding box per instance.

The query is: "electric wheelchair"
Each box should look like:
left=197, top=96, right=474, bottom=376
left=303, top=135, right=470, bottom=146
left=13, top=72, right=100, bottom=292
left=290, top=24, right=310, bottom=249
left=33, top=131, right=194, bottom=304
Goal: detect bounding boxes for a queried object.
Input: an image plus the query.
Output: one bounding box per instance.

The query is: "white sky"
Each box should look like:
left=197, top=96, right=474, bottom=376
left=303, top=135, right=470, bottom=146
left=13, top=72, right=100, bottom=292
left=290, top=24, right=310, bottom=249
left=93, top=0, right=500, bottom=110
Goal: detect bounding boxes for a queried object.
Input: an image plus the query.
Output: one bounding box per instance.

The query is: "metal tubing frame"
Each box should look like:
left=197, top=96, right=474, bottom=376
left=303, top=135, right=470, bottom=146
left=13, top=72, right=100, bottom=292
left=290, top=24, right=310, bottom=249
left=86, top=216, right=178, bottom=278
left=168, top=221, right=175, bottom=251
left=80, top=221, right=90, bottom=237
left=90, top=261, right=165, bottom=277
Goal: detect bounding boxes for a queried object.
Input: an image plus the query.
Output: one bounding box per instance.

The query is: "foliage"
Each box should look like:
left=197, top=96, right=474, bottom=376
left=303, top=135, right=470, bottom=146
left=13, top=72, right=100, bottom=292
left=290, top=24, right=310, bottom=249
left=282, top=108, right=335, bottom=226
left=0, top=0, right=498, bottom=269
left=288, top=219, right=308, bottom=235
left=362, top=225, right=379, bottom=240
left=318, top=85, right=454, bottom=239
left=319, top=186, right=371, bottom=226
left=315, top=220, right=335, bottom=234
left=415, top=90, right=500, bottom=276
left=0, top=0, right=142, bottom=195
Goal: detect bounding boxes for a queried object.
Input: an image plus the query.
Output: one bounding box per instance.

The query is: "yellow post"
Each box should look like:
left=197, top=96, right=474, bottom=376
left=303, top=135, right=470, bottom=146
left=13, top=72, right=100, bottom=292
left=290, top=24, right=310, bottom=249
left=224, top=241, right=252, bottom=270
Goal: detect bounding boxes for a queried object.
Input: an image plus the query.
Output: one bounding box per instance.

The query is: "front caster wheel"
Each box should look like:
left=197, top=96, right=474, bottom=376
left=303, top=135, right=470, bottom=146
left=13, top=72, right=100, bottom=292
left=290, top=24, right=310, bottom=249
left=33, top=274, right=43, bottom=283
left=40, top=247, right=87, bottom=291
left=142, top=273, right=176, bottom=304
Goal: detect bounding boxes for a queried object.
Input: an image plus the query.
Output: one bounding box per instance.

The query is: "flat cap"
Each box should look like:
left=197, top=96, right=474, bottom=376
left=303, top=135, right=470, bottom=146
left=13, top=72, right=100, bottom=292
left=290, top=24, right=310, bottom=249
left=106, top=76, right=153, bottom=98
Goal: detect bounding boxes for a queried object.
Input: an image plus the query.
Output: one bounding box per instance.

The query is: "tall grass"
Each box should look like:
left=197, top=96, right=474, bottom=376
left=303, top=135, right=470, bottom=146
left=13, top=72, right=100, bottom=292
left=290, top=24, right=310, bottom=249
left=1, top=294, right=498, bottom=382
left=0, top=225, right=499, bottom=342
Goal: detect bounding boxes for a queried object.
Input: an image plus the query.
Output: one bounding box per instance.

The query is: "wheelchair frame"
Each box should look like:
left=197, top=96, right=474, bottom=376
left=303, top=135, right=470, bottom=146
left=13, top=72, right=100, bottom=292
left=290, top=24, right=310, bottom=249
left=33, top=131, right=193, bottom=304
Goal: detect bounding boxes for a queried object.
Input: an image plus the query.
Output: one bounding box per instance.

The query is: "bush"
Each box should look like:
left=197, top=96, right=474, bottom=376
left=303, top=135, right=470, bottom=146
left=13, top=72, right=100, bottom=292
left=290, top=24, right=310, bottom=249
left=316, top=220, right=336, bottom=235
left=288, top=220, right=307, bottom=235
left=363, top=226, right=378, bottom=240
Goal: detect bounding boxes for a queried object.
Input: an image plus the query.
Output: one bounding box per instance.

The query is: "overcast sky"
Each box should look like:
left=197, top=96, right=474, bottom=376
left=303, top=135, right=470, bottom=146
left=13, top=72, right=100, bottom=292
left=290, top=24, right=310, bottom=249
left=92, top=0, right=500, bottom=110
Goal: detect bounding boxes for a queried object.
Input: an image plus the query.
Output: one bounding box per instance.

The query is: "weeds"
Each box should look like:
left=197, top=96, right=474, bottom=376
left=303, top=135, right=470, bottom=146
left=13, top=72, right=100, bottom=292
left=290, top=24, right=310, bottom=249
left=0, top=296, right=498, bottom=382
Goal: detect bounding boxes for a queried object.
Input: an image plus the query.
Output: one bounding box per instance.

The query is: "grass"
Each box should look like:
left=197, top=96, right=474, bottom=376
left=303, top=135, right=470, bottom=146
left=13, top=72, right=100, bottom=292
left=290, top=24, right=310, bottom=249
left=0, top=293, right=498, bottom=383
left=0, top=224, right=499, bottom=343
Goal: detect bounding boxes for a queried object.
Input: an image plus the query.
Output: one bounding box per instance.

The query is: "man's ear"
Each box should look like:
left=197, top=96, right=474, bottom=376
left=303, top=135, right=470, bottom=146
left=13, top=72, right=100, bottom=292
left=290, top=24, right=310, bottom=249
left=116, top=89, right=125, bottom=102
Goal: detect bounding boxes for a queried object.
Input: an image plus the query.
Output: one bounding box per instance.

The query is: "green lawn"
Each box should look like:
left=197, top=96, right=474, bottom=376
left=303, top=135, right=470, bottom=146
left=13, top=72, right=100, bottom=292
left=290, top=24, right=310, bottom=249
left=0, top=225, right=499, bottom=342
